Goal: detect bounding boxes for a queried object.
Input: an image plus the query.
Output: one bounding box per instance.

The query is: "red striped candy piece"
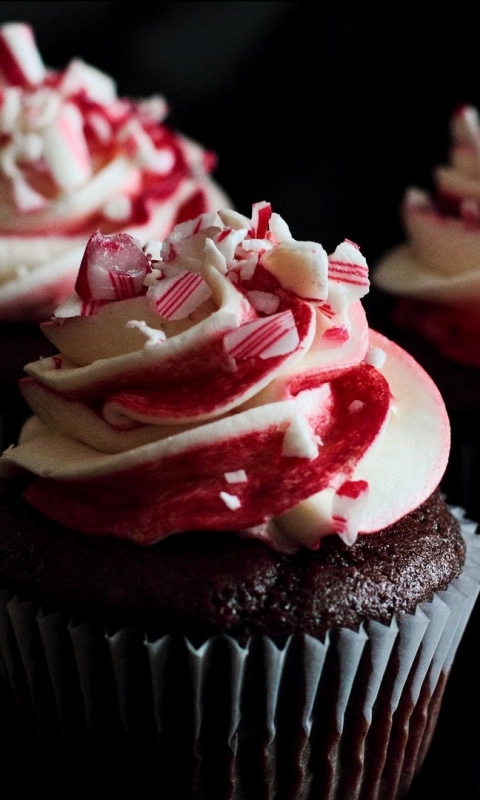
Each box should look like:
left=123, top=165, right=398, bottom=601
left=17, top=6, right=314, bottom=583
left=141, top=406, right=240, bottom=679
left=75, top=231, right=150, bottom=301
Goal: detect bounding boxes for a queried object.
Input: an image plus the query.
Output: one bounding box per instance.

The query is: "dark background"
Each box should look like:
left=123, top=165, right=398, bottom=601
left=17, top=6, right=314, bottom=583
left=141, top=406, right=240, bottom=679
left=2, top=3, right=480, bottom=799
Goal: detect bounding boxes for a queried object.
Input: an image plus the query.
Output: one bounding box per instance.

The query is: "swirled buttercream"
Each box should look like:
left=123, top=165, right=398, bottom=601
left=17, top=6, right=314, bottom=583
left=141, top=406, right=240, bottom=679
left=374, top=104, right=480, bottom=365
left=0, top=201, right=450, bottom=552
left=0, top=22, right=229, bottom=322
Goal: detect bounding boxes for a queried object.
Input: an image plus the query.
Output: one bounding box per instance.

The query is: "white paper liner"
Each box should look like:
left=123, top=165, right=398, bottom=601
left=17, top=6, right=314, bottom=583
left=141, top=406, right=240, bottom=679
left=0, top=511, right=479, bottom=800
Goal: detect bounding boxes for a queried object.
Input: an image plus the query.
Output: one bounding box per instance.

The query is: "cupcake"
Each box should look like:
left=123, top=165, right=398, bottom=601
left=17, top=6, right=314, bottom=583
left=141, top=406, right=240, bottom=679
left=0, top=21, right=229, bottom=448
left=373, top=104, right=480, bottom=520
left=0, top=202, right=479, bottom=800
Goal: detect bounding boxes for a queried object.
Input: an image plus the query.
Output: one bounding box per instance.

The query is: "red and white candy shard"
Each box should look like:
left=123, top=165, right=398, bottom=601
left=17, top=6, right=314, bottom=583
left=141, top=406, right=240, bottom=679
left=147, top=270, right=212, bottom=320
left=0, top=21, right=230, bottom=322
left=75, top=231, right=150, bottom=301
left=0, top=23, right=46, bottom=87
left=0, top=203, right=450, bottom=551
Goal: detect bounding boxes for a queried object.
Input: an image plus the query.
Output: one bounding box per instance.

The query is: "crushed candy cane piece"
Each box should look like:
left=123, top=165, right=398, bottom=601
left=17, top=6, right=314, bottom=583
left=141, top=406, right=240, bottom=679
left=282, top=416, right=319, bottom=459
left=219, top=492, right=241, bottom=510
left=250, top=201, right=272, bottom=238
left=332, top=479, right=369, bottom=546
left=328, top=240, right=369, bottom=294
left=42, top=102, right=92, bottom=190
left=365, top=347, right=386, bottom=368
left=60, top=59, right=117, bottom=104
left=224, top=470, right=247, bottom=484
left=0, top=23, right=46, bottom=87
left=223, top=309, right=299, bottom=360
left=246, top=290, right=280, bottom=315
left=75, top=231, right=150, bottom=301
left=262, top=240, right=329, bottom=300
left=147, top=270, right=212, bottom=320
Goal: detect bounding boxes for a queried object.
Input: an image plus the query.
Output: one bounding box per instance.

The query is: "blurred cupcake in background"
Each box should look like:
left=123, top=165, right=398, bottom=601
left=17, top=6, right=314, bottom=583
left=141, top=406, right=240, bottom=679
left=373, top=104, right=480, bottom=520
left=0, top=21, right=230, bottom=446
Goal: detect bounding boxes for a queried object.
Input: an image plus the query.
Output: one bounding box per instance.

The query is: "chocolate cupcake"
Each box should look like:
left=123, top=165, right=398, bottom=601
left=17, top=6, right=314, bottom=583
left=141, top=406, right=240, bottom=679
left=373, top=104, right=480, bottom=521
left=0, top=21, right=230, bottom=448
left=0, top=202, right=479, bottom=800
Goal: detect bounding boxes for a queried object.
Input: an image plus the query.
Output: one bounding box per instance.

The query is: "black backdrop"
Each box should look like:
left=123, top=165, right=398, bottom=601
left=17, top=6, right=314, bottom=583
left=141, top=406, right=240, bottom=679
left=1, top=3, right=480, bottom=799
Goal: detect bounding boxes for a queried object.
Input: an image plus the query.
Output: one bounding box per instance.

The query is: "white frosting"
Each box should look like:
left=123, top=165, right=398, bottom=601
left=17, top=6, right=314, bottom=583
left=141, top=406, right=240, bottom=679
left=0, top=202, right=450, bottom=551
left=0, top=22, right=229, bottom=321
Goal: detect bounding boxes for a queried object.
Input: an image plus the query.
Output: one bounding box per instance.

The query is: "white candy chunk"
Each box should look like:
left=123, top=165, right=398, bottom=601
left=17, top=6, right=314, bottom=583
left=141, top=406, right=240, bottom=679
left=282, top=416, right=319, bottom=458
left=224, top=469, right=247, bottom=483
left=365, top=347, right=386, bottom=368
left=60, top=59, right=117, bottom=104
left=121, top=118, right=175, bottom=174
left=0, top=87, right=21, bottom=132
left=238, top=256, right=258, bottom=280
left=219, top=491, right=241, bottom=510
left=42, top=102, right=92, bottom=190
left=204, top=237, right=227, bottom=274
left=218, top=208, right=252, bottom=230
left=0, top=23, right=46, bottom=87
left=213, top=227, right=248, bottom=263
left=137, top=95, right=169, bottom=124
left=262, top=240, right=329, bottom=300
left=246, top=290, right=280, bottom=314
left=332, top=479, right=369, bottom=546
left=160, top=213, right=218, bottom=261
left=54, top=294, right=85, bottom=318
left=269, top=212, right=292, bottom=243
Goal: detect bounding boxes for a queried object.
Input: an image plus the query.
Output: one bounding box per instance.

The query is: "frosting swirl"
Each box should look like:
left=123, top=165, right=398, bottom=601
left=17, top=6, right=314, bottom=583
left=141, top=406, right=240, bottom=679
left=0, top=22, right=229, bottom=322
left=374, top=104, right=480, bottom=364
left=0, top=202, right=450, bottom=552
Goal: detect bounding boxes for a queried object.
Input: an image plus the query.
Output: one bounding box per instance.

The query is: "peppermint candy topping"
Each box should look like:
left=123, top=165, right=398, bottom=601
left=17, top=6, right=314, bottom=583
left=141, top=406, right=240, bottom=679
left=223, top=310, right=299, bottom=360
left=147, top=270, right=212, bottom=320
left=332, top=479, right=369, bottom=545
left=75, top=231, right=150, bottom=301
left=0, top=23, right=46, bottom=87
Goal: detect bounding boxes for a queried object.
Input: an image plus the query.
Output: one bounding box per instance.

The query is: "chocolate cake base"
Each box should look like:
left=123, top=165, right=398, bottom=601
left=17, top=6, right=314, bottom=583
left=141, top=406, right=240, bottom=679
left=0, top=479, right=477, bottom=800
left=0, top=479, right=466, bottom=645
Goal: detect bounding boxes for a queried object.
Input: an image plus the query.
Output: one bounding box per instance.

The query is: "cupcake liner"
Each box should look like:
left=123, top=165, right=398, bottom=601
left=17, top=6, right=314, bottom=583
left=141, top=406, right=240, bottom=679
left=0, top=512, right=479, bottom=800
